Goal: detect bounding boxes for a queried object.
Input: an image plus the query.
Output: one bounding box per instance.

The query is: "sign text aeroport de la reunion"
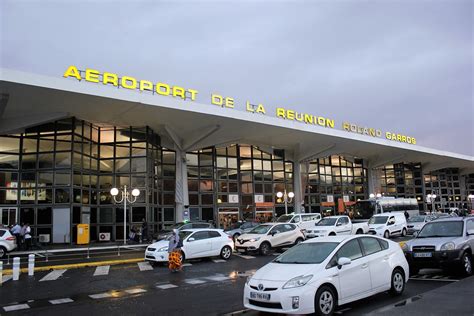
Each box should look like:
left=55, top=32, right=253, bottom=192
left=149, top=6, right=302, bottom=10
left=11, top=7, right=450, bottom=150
left=63, top=66, right=417, bottom=145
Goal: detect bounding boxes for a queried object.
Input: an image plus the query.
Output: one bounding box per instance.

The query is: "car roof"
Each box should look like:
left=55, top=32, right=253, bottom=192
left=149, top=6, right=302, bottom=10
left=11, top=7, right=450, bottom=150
left=304, top=235, right=359, bottom=243
left=431, top=217, right=466, bottom=222
left=181, top=228, right=223, bottom=232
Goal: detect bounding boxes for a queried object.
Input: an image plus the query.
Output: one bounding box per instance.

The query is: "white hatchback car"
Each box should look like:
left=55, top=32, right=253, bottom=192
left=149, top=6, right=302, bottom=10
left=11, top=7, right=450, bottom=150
left=244, top=235, right=409, bottom=315
left=0, top=228, right=17, bottom=258
left=236, top=223, right=305, bottom=255
left=145, top=229, right=234, bottom=264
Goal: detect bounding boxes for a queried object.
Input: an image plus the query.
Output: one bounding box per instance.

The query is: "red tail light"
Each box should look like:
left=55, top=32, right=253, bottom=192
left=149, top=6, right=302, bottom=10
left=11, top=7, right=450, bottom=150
left=6, top=236, right=15, bottom=241
left=228, top=235, right=233, bottom=240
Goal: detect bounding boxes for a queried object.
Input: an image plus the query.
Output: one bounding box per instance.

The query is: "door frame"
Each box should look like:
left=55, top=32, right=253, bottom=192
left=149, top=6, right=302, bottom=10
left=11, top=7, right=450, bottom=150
left=1, top=207, right=18, bottom=226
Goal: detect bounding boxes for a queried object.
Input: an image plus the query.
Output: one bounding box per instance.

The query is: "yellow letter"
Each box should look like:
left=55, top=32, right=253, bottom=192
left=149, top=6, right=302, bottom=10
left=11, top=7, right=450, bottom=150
left=246, top=102, right=255, bottom=112
left=156, top=83, right=170, bottom=96
left=121, top=76, right=137, bottom=90
left=212, top=94, right=223, bottom=106
left=139, top=80, right=153, bottom=92
left=63, top=65, right=81, bottom=80
left=225, top=97, right=234, bottom=108
left=276, top=108, right=286, bottom=118
left=256, top=104, right=266, bottom=114
left=304, top=114, right=314, bottom=124
left=188, top=89, right=198, bottom=101
left=317, top=117, right=326, bottom=126
left=287, top=110, right=295, bottom=120
left=412, top=138, right=416, bottom=145
left=172, top=86, right=186, bottom=100
left=295, top=113, right=304, bottom=121
left=85, top=69, right=100, bottom=83
left=401, top=135, right=407, bottom=142
left=326, top=119, right=334, bottom=128
left=343, top=122, right=350, bottom=131
left=385, top=132, right=391, bottom=140
left=103, top=72, right=118, bottom=86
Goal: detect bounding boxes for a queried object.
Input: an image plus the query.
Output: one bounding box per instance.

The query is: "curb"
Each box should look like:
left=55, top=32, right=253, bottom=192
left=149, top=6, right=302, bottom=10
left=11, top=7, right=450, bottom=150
left=2, top=258, right=144, bottom=275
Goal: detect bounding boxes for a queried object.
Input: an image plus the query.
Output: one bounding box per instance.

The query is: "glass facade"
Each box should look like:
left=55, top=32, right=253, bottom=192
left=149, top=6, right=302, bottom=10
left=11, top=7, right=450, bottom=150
left=424, top=168, right=462, bottom=211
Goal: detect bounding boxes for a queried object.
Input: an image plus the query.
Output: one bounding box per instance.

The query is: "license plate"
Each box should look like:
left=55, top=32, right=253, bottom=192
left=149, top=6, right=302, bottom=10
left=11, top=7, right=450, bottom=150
left=414, top=252, right=432, bottom=258
left=237, top=248, right=246, bottom=253
left=250, top=292, right=271, bottom=301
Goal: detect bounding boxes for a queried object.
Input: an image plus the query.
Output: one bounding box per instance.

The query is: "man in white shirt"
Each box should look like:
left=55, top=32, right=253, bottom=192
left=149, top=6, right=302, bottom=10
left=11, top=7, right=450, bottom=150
left=11, top=223, right=21, bottom=248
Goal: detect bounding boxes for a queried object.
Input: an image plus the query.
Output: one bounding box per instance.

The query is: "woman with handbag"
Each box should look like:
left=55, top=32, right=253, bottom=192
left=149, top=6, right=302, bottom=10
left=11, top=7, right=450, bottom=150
left=168, top=229, right=183, bottom=272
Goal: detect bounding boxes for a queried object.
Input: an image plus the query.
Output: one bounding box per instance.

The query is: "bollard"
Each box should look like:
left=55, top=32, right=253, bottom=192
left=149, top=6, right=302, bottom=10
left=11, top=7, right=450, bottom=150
left=87, top=245, right=90, bottom=259
left=118, top=245, right=121, bottom=256
left=45, top=249, right=49, bottom=262
left=28, top=254, right=35, bottom=276
left=0, top=261, right=3, bottom=285
left=12, top=257, right=20, bottom=281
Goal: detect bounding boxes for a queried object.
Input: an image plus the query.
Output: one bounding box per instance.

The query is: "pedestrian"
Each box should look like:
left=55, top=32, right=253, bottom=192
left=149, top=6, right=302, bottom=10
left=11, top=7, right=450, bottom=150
left=20, top=222, right=27, bottom=250
left=24, top=223, right=32, bottom=250
left=11, top=222, right=21, bottom=248
left=404, top=210, right=409, bottom=220
left=168, top=229, right=182, bottom=272
left=141, top=219, right=148, bottom=243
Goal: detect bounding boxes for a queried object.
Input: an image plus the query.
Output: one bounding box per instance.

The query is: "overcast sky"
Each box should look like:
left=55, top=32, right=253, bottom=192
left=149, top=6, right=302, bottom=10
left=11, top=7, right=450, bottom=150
left=1, top=0, right=473, bottom=156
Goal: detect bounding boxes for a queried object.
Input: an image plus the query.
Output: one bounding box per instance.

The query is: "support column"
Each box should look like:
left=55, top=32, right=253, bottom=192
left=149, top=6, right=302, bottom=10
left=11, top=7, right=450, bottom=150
left=175, top=150, right=189, bottom=223
left=367, top=168, right=381, bottom=195
left=293, top=161, right=305, bottom=213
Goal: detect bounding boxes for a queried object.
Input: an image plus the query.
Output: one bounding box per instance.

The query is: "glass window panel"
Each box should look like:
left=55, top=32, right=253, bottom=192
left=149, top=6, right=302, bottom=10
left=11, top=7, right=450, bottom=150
left=22, top=138, right=37, bottom=153
left=131, top=143, right=146, bottom=157
left=189, top=194, right=199, bottom=205
left=228, top=169, right=238, bottom=180
left=200, top=153, right=213, bottom=166
left=115, top=144, right=130, bottom=157
left=73, top=153, right=82, bottom=168
left=240, top=146, right=252, bottom=158
left=100, top=175, right=113, bottom=189
left=55, top=188, right=70, bottom=203
left=0, top=154, right=19, bottom=169
left=188, top=180, right=199, bottom=192
left=115, top=159, right=130, bottom=173
left=163, top=193, right=174, bottom=205
left=55, top=171, right=70, bottom=185
left=262, top=160, right=272, bottom=171
left=162, top=151, right=175, bottom=164
left=131, top=175, right=146, bottom=187
left=285, top=162, right=293, bottom=172
left=37, top=207, right=52, bottom=224
left=228, top=182, right=238, bottom=193
left=254, top=183, right=263, bottom=193
left=100, top=129, right=114, bottom=143
left=99, top=191, right=112, bottom=204
left=273, top=160, right=284, bottom=171
left=0, top=172, right=18, bottom=187
left=132, top=206, right=146, bottom=222
left=201, top=194, right=213, bottom=205
left=164, top=208, right=174, bottom=221
left=240, top=159, right=252, bottom=171
left=163, top=179, right=175, bottom=191
left=37, top=153, right=54, bottom=169
left=99, top=208, right=113, bottom=223
left=163, top=165, right=175, bottom=177
left=20, top=207, right=35, bottom=224
left=131, top=158, right=146, bottom=173
left=100, top=145, right=114, bottom=158
left=55, top=152, right=71, bottom=167
left=273, top=171, right=284, bottom=181
left=228, top=157, right=237, bottom=169
left=217, top=169, right=227, bottom=180
left=264, top=183, right=273, bottom=193
left=56, top=134, right=72, bottom=151
left=186, top=154, right=198, bottom=166
left=0, top=189, right=17, bottom=203
left=115, top=175, right=129, bottom=187
left=199, top=180, right=213, bottom=191
left=199, top=167, right=213, bottom=179
left=241, top=182, right=253, bottom=194
left=116, top=129, right=131, bottom=142
left=21, top=154, right=36, bottom=169
left=216, top=157, right=226, bottom=168
left=38, top=136, right=55, bottom=152
left=100, top=159, right=113, bottom=172
left=0, top=137, right=20, bottom=153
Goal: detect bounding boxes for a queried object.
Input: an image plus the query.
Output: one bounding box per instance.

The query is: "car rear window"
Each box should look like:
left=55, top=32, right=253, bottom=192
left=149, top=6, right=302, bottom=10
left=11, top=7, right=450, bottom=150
left=0, top=230, right=5, bottom=237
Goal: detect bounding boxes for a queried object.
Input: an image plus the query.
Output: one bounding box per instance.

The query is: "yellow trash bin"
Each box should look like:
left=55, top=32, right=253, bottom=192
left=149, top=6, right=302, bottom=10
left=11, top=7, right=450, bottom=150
left=77, top=224, right=90, bottom=245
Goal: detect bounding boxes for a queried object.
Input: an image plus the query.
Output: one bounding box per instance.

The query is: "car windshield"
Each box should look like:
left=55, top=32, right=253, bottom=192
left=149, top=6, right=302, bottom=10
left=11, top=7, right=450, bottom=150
left=276, top=215, right=293, bottom=223
left=316, top=218, right=337, bottom=226
left=248, top=225, right=272, bottom=234
left=179, top=231, right=193, bottom=240
left=408, top=216, right=425, bottom=223
left=369, top=216, right=388, bottom=224
left=225, top=222, right=243, bottom=231
left=417, top=221, right=464, bottom=238
left=274, top=242, right=339, bottom=264
left=170, top=222, right=185, bottom=229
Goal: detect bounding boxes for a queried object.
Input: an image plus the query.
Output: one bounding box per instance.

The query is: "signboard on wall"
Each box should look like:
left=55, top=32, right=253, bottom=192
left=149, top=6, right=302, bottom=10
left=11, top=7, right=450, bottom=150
left=228, top=194, right=239, bottom=204
left=327, top=195, right=334, bottom=203
left=343, top=195, right=350, bottom=203
left=254, top=195, right=264, bottom=203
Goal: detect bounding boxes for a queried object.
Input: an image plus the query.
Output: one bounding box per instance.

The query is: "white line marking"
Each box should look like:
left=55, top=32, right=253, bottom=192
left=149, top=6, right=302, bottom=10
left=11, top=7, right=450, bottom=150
left=125, top=288, right=147, bottom=294
left=3, top=304, right=30, bottom=312
left=156, top=284, right=178, bottom=290
left=2, top=275, right=13, bottom=284
left=39, top=269, right=67, bottom=282
left=235, top=254, right=255, bottom=259
left=409, top=277, right=458, bottom=282
left=49, top=298, right=74, bottom=305
left=93, top=265, right=110, bottom=276
left=272, top=253, right=280, bottom=256
left=213, top=259, right=226, bottom=263
left=89, top=293, right=112, bottom=299
left=182, top=263, right=193, bottom=267
left=137, top=262, right=153, bottom=271
left=184, top=279, right=206, bottom=285
left=205, top=275, right=230, bottom=282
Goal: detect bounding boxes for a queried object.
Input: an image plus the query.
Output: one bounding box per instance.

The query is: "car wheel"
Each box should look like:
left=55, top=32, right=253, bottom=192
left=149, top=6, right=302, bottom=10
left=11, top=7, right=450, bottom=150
left=356, top=229, right=363, bottom=235
left=401, top=228, right=407, bottom=237
left=294, top=237, right=304, bottom=245
left=0, top=246, right=6, bottom=259
left=259, top=242, right=271, bottom=256
left=384, top=231, right=390, bottom=239
left=314, top=285, right=336, bottom=316
left=179, top=251, right=185, bottom=264
left=461, top=252, right=473, bottom=276
left=220, top=246, right=232, bottom=260
left=390, top=268, right=405, bottom=296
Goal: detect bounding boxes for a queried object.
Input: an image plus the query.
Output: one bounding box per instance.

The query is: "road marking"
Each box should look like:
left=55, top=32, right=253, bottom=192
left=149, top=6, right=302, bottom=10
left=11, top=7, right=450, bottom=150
left=39, top=269, right=67, bottom=282
left=432, top=275, right=443, bottom=279
left=205, top=275, right=230, bottom=282
left=235, top=254, right=255, bottom=259
left=184, top=278, right=206, bottom=284
left=156, top=283, right=178, bottom=290
left=409, top=277, right=458, bottom=282
left=2, top=275, right=13, bottom=283
left=272, top=253, right=280, bottom=256
left=3, top=304, right=30, bottom=312
left=334, top=307, right=352, bottom=314
left=182, top=263, right=193, bottom=267
left=49, top=298, right=74, bottom=305
left=137, top=262, right=153, bottom=271
left=89, top=293, right=112, bottom=299
left=125, top=288, right=147, bottom=294
left=93, top=265, right=110, bottom=276
left=213, top=259, right=226, bottom=263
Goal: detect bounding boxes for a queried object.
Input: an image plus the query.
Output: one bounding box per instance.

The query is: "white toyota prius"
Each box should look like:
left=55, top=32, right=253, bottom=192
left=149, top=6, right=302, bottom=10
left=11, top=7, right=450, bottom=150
left=244, top=235, right=409, bottom=315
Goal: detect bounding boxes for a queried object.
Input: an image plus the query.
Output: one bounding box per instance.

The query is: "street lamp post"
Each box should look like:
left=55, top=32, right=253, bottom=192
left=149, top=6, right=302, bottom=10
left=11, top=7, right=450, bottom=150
left=277, top=189, right=294, bottom=215
left=426, top=193, right=437, bottom=213
left=110, top=185, right=140, bottom=245
left=369, top=193, right=382, bottom=214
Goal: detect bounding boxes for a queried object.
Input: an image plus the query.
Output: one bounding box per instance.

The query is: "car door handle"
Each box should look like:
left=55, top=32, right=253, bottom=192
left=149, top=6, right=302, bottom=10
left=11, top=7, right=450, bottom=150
left=383, top=255, right=389, bottom=261
left=361, top=263, right=368, bottom=269
left=331, top=273, right=339, bottom=277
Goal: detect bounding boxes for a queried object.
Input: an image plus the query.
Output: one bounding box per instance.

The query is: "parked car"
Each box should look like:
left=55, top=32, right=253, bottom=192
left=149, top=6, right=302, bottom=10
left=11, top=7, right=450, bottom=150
left=154, top=221, right=214, bottom=241
left=407, top=215, right=435, bottom=235
left=244, top=235, right=409, bottom=315
left=306, top=215, right=369, bottom=238
left=276, top=213, right=322, bottom=236
left=368, top=213, right=408, bottom=238
left=145, top=229, right=233, bottom=264
left=0, top=228, right=17, bottom=258
left=224, top=221, right=260, bottom=241
left=402, top=217, right=474, bottom=276
left=236, top=223, right=305, bottom=255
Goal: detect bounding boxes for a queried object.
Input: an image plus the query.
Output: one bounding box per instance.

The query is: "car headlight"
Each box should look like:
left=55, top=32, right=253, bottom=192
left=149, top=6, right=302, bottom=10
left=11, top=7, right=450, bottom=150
left=282, top=275, right=313, bottom=289
left=158, top=246, right=168, bottom=252
left=401, top=243, right=409, bottom=251
left=250, top=237, right=261, bottom=242
left=440, top=242, right=455, bottom=251
left=246, top=276, right=252, bottom=285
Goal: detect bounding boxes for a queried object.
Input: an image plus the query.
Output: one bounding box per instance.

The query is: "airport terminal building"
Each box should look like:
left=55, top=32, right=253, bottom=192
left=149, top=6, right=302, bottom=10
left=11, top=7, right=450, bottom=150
left=1, top=66, right=473, bottom=243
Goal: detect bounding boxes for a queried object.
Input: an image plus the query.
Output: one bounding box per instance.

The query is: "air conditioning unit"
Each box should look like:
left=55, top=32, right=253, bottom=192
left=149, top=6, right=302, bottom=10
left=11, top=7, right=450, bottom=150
left=39, top=234, right=50, bottom=243
left=99, top=233, right=111, bottom=241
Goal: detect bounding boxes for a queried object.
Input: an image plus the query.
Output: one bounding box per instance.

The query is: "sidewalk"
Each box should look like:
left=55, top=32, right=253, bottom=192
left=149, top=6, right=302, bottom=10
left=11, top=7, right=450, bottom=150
left=372, top=276, right=474, bottom=315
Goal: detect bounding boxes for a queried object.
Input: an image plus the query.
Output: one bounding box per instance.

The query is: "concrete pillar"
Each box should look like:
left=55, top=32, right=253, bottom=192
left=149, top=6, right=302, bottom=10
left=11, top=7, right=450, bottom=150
left=175, top=150, right=189, bottom=223
left=367, top=168, right=381, bottom=195
left=293, top=161, right=305, bottom=213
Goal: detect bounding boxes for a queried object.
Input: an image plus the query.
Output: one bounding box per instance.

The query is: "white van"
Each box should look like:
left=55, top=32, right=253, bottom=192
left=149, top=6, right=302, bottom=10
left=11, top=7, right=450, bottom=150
left=275, top=213, right=321, bottom=234
left=368, top=213, right=408, bottom=239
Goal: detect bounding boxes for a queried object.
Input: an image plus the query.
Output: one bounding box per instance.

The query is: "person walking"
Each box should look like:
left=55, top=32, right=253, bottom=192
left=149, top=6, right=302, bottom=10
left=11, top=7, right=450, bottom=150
left=168, top=229, right=182, bottom=272
left=19, top=223, right=27, bottom=250
left=11, top=223, right=21, bottom=248
left=404, top=210, right=409, bottom=220
left=24, top=223, right=32, bottom=250
left=141, top=219, right=148, bottom=243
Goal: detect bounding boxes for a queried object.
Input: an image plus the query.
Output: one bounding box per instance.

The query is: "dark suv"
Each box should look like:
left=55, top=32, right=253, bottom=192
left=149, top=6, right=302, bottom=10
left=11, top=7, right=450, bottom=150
left=154, top=221, right=214, bottom=241
left=402, top=217, right=474, bottom=276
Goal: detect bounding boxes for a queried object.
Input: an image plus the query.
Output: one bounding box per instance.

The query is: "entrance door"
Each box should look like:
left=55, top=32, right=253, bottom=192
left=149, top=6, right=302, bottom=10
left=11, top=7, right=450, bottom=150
left=53, top=208, right=70, bottom=243
left=218, top=208, right=239, bottom=229
left=1, top=208, right=18, bottom=226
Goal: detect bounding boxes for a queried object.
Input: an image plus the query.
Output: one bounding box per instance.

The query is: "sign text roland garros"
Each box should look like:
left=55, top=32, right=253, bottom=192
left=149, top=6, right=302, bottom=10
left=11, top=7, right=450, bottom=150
left=63, top=65, right=416, bottom=145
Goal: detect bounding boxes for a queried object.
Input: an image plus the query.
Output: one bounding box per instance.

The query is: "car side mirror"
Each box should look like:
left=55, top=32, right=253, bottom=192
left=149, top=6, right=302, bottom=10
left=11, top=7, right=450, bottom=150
left=270, top=231, right=278, bottom=236
left=467, top=229, right=474, bottom=236
left=336, top=222, right=342, bottom=226
left=337, top=257, right=351, bottom=269
left=188, top=237, right=195, bottom=242
left=413, top=231, right=419, bottom=238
